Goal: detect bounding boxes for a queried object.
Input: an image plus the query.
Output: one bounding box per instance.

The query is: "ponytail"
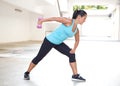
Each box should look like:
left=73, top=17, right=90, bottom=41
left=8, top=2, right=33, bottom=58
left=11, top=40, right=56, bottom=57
left=72, top=10, right=87, bottom=19
left=72, top=10, right=78, bottom=19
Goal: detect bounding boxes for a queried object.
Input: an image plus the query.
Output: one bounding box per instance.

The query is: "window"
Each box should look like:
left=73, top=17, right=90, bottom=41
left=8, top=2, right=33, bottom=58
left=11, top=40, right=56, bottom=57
left=73, top=5, right=108, bottom=11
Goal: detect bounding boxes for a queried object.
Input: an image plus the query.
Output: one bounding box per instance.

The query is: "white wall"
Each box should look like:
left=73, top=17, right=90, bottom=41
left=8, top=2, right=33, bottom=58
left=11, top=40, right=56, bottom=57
left=82, top=15, right=113, bottom=37
left=111, top=6, right=120, bottom=40
left=0, top=1, right=62, bottom=43
left=0, top=1, right=45, bottom=43
left=29, top=13, right=45, bottom=41
left=0, top=1, right=29, bottom=43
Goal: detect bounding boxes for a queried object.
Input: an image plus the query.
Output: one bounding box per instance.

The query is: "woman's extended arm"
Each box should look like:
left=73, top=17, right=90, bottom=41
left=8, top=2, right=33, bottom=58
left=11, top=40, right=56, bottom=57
left=38, top=17, right=71, bottom=26
left=70, top=29, right=80, bottom=54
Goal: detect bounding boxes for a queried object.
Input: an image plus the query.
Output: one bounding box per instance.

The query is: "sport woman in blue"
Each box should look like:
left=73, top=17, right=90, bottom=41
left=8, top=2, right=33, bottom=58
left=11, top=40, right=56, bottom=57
left=24, top=10, right=87, bottom=81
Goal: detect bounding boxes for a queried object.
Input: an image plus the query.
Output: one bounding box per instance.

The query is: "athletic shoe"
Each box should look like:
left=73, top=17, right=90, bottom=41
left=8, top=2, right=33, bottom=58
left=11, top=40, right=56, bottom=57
left=24, top=72, right=30, bottom=80
left=72, top=74, right=86, bottom=81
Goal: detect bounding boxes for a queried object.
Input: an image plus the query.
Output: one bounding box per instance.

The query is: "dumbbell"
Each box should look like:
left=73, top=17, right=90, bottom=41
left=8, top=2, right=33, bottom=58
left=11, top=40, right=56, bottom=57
left=37, top=17, right=43, bottom=29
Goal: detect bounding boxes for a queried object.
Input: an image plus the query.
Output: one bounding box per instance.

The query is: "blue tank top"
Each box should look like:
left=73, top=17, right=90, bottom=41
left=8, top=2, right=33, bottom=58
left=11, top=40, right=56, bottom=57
left=46, top=20, right=77, bottom=45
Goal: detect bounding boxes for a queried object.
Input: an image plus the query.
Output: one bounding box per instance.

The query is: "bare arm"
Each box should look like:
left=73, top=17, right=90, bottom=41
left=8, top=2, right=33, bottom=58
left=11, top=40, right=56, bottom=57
left=70, top=29, right=80, bottom=54
left=38, top=17, right=71, bottom=26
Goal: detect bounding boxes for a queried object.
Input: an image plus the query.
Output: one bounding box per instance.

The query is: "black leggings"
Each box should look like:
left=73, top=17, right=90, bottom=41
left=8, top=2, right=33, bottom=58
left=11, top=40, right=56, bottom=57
left=32, top=37, right=76, bottom=64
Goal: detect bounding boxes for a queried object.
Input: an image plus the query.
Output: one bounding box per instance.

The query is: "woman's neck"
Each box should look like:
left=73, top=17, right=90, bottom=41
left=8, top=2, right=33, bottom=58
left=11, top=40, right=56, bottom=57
left=73, top=19, right=78, bottom=25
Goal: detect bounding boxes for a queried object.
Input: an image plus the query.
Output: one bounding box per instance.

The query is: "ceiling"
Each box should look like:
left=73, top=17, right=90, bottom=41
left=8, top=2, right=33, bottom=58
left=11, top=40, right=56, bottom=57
left=68, top=0, right=120, bottom=5
left=1, top=0, right=120, bottom=16
left=1, top=0, right=60, bottom=16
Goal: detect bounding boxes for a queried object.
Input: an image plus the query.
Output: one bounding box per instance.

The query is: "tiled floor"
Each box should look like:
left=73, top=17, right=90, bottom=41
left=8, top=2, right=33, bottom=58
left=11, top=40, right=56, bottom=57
left=0, top=38, right=120, bottom=86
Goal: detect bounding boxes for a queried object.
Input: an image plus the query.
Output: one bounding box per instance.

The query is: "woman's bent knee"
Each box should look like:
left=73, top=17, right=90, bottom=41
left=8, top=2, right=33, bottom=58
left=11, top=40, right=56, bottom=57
left=69, top=54, right=76, bottom=63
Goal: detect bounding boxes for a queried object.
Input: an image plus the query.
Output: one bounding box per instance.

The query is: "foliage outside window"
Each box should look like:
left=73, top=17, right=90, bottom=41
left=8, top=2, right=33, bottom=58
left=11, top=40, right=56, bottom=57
left=73, top=5, right=108, bottom=11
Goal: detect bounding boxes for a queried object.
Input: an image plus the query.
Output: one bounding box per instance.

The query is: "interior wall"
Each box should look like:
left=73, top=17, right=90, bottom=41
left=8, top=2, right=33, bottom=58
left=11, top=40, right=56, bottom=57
left=81, top=15, right=113, bottom=37
left=111, top=6, right=120, bottom=40
left=29, top=13, right=45, bottom=41
left=0, top=1, right=30, bottom=43
left=0, top=1, right=46, bottom=43
left=0, top=0, right=62, bottom=44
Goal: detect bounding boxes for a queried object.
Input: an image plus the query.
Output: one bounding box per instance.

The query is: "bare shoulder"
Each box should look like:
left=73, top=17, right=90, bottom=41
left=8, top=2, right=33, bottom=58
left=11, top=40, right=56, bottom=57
left=62, top=17, right=72, bottom=26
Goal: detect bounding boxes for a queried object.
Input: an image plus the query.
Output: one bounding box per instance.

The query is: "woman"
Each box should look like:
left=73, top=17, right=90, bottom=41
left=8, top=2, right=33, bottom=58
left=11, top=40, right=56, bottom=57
left=24, top=9, right=87, bottom=81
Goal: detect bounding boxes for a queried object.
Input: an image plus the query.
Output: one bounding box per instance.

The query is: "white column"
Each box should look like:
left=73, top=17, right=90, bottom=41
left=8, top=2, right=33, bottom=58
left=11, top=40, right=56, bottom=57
left=111, top=6, right=120, bottom=40
left=118, top=6, right=120, bottom=40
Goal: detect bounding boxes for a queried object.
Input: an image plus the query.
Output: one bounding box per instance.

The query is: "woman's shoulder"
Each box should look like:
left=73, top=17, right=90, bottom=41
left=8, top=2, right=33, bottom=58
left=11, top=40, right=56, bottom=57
left=62, top=17, right=72, bottom=26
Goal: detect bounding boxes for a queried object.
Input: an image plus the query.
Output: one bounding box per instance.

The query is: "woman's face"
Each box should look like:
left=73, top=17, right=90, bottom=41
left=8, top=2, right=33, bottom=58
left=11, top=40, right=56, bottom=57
left=77, top=15, right=87, bottom=25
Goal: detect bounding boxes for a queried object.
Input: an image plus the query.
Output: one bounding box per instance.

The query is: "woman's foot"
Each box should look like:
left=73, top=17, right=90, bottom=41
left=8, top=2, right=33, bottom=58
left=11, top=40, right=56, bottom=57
left=24, top=72, right=30, bottom=80
left=72, top=74, right=86, bottom=81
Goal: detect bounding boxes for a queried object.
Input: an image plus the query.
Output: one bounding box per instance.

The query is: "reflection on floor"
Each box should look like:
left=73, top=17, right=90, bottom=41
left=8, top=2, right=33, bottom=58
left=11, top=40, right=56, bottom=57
left=0, top=38, right=120, bottom=86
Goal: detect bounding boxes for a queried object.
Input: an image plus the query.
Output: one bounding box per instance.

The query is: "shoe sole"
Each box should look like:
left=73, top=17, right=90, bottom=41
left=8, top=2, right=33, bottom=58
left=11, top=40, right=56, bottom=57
left=72, top=79, right=86, bottom=82
left=24, top=78, right=30, bottom=80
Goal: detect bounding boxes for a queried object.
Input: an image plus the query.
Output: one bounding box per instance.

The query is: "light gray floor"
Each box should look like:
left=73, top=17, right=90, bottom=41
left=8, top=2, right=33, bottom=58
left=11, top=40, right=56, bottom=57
left=0, top=38, right=120, bottom=86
